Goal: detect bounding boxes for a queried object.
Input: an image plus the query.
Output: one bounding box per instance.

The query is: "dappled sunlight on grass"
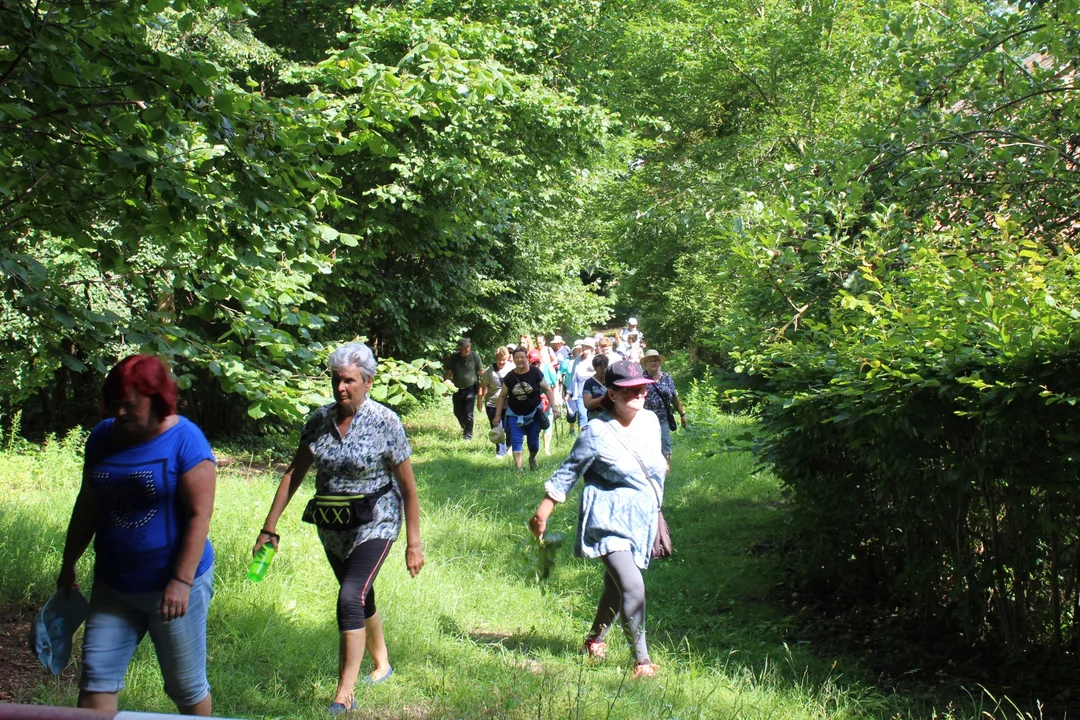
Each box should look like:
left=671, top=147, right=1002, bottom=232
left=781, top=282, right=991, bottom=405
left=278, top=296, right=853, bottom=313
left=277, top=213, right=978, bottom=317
left=1, top=400, right=1014, bottom=718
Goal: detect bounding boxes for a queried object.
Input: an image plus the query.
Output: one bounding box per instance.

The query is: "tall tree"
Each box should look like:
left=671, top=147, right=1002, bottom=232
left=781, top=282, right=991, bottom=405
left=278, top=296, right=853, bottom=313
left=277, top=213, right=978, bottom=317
left=0, top=0, right=615, bottom=430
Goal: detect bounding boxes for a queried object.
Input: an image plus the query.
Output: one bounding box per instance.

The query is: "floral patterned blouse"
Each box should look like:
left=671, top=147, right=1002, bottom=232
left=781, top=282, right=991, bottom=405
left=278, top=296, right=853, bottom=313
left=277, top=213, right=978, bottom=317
left=544, top=410, right=667, bottom=570
left=300, top=399, right=412, bottom=560
left=644, top=371, right=677, bottom=425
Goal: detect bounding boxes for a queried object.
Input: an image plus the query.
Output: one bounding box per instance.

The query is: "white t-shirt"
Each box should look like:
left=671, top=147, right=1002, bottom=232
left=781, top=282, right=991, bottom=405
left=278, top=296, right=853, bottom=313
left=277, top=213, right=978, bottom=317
left=572, top=353, right=596, bottom=397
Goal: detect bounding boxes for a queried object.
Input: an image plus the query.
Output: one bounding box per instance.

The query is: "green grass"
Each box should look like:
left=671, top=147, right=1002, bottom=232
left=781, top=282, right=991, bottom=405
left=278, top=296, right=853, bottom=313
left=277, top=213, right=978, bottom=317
left=0, top=406, right=1040, bottom=719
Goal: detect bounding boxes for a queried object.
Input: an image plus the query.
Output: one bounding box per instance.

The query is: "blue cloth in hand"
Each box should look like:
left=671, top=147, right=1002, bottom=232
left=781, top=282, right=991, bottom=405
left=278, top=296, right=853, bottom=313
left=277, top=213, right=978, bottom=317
left=32, top=589, right=89, bottom=674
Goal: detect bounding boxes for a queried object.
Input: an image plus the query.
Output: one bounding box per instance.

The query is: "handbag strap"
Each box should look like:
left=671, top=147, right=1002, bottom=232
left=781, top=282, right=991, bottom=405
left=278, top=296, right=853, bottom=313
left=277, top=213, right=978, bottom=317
left=602, top=419, right=663, bottom=509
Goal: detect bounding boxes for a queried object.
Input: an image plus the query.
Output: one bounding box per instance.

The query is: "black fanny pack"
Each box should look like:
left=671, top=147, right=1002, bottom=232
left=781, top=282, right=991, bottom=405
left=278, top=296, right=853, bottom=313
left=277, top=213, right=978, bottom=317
left=301, top=483, right=394, bottom=530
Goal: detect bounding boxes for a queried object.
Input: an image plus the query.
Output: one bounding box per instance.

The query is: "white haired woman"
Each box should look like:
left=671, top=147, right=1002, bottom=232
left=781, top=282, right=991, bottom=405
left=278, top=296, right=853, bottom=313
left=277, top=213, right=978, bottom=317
left=253, top=343, right=424, bottom=714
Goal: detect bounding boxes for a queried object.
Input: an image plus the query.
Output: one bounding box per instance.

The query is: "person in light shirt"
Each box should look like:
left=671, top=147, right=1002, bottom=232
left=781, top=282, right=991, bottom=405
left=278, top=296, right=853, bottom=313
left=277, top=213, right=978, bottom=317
left=569, top=338, right=596, bottom=428
left=530, top=361, right=667, bottom=680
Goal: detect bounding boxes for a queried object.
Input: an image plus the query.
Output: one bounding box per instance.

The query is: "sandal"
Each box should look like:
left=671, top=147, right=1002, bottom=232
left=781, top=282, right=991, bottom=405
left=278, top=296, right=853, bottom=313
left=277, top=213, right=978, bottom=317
left=329, top=698, right=356, bottom=715
left=632, top=662, right=659, bottom=680
left=361, top=666, right=393, bottom=685
left=581, top=637, right=607, bottom=660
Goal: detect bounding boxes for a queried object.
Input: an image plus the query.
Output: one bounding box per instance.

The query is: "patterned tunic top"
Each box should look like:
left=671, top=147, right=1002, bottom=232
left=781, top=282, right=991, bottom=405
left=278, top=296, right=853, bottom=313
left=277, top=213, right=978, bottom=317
left=644, top=371, right=677, bottom=425
left=544, top=410, right=667, bottom=570
left=300, top=400, right=412, bottom=560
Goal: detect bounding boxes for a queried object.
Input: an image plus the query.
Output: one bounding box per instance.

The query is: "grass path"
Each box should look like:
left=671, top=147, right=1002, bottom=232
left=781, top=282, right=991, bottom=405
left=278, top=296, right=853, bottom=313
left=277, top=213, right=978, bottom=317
left=0, top=403, right=999, bottom=719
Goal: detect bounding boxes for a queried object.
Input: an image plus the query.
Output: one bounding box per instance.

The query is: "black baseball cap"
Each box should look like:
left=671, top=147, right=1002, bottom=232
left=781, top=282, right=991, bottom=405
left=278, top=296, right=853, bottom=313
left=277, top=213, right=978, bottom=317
left=605, top=361, right=655, bottom=388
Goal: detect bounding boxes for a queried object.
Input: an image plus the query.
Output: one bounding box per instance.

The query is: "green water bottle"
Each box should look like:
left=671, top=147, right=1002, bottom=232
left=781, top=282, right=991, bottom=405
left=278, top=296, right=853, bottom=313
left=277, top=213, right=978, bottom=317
left=248, top=544, right=276, bottom=582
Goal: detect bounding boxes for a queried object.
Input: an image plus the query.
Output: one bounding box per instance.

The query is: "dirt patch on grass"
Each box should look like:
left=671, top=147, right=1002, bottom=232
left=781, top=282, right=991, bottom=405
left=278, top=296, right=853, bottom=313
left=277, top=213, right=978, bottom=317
left=0, top=603, right=76, bottom=703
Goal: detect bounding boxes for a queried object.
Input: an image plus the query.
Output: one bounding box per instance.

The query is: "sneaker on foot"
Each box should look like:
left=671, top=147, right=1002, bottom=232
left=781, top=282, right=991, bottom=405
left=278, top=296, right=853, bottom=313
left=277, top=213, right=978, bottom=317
left=528, top=456, right=538, bottom=471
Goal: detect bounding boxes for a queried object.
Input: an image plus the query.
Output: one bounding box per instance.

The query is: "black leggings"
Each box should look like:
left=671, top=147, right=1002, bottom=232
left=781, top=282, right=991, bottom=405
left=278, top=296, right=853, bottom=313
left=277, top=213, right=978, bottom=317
left=325, top=539, right=393, bottom=632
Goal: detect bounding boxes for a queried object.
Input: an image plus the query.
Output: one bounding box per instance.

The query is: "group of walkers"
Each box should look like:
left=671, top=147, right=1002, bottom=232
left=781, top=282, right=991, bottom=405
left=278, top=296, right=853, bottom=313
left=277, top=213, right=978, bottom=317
left=447, top=318, right=686, bottom=472
left=52, top=319, right=685, bottom=716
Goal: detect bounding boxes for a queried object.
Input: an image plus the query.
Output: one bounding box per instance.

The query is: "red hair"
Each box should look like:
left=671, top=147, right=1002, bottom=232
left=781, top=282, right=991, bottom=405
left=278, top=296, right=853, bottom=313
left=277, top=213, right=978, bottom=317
left=102, top=355, right=178, bottom=417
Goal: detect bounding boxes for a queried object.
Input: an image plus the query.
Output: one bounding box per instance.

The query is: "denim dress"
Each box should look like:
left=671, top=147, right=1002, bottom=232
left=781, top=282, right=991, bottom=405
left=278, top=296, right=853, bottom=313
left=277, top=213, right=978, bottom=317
left=544, top=410, right=667, bottom=570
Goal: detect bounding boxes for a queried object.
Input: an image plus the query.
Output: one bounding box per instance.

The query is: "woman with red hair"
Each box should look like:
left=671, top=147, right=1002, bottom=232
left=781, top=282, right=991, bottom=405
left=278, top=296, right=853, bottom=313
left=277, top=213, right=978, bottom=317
left=58, top=355, right=217, bottom=716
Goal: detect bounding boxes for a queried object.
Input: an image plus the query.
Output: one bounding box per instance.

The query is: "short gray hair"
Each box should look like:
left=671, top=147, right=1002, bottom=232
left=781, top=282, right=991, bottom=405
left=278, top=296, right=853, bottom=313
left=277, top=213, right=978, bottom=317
left=328, top=342, right=377, bottom=381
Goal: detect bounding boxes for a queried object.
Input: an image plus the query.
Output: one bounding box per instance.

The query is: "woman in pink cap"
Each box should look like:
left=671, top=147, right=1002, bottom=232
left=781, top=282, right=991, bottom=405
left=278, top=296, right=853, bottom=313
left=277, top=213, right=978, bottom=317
left=529, top=360, right=667, bottom=679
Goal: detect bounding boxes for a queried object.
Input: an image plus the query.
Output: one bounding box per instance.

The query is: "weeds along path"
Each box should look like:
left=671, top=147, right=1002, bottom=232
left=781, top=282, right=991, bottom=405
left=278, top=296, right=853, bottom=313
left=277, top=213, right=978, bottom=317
left=0, top=404, right=960, bottom=718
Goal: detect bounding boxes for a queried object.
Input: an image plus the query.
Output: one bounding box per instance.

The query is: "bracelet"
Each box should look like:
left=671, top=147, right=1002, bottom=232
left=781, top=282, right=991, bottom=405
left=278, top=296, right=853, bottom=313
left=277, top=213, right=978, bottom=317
left=172, top=576, right=194, bottom=587
left=260, top=529, right=280, bottom=540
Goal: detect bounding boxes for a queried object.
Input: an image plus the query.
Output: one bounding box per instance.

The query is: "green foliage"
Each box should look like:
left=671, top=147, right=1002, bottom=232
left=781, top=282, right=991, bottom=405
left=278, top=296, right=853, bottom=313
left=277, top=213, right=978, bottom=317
left=0, top=0, right=614, bottom=432
left=370, top=356, right=453, bottom=410
left=571, top=0, right=904, bottom=353
left=292, top=6, right=613, bottom=355
left=719, top=0, right=1080, bottom=652
left=1, top=0, right=341, bottom=428
left=1, top=401, right=1009, bottom=719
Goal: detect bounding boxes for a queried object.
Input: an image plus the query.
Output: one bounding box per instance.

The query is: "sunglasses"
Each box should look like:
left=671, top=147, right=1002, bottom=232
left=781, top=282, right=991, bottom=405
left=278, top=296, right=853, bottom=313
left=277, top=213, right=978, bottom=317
left=615, top=385, right=649, bottom=398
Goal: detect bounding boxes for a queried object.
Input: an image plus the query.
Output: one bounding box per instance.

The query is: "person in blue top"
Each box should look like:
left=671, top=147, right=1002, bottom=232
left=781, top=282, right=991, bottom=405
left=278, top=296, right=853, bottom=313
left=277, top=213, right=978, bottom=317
left=529, top=360, right=668, bottom=680
left=58, top=355, right=217, bottom=716
left=531, top=348, right=560, bottom=456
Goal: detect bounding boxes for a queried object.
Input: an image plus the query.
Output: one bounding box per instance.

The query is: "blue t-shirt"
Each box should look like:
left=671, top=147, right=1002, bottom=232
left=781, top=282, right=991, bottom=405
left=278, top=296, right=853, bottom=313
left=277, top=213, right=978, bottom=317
left=86, top=417, right=215, bottom=592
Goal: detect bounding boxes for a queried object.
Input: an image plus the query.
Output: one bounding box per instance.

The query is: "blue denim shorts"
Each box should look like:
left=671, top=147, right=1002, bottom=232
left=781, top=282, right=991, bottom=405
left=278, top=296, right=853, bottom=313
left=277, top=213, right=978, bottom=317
left=80, top=567, right=213, bottom=706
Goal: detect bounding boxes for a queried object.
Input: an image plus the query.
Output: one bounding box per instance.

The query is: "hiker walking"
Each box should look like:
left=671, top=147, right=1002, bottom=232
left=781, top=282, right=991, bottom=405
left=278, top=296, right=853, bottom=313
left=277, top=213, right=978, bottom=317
left=58, top=355, right=217, bottom=716
left=641, top=349, right=686, bottom=470
left=253, top=343, right=424, bottom=714
left=493, top=346, right=556, bottom=471
left=530, top=361, right=666, bottom=680
left=444, top=337, right=484, bottom=440
left=478, top=347, right=514, bottom=457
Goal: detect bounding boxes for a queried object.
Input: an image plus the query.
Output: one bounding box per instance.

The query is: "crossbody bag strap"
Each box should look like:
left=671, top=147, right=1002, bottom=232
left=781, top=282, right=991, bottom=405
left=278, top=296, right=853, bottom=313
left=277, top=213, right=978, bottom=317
left=603, top=420, right=663, bottom=509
